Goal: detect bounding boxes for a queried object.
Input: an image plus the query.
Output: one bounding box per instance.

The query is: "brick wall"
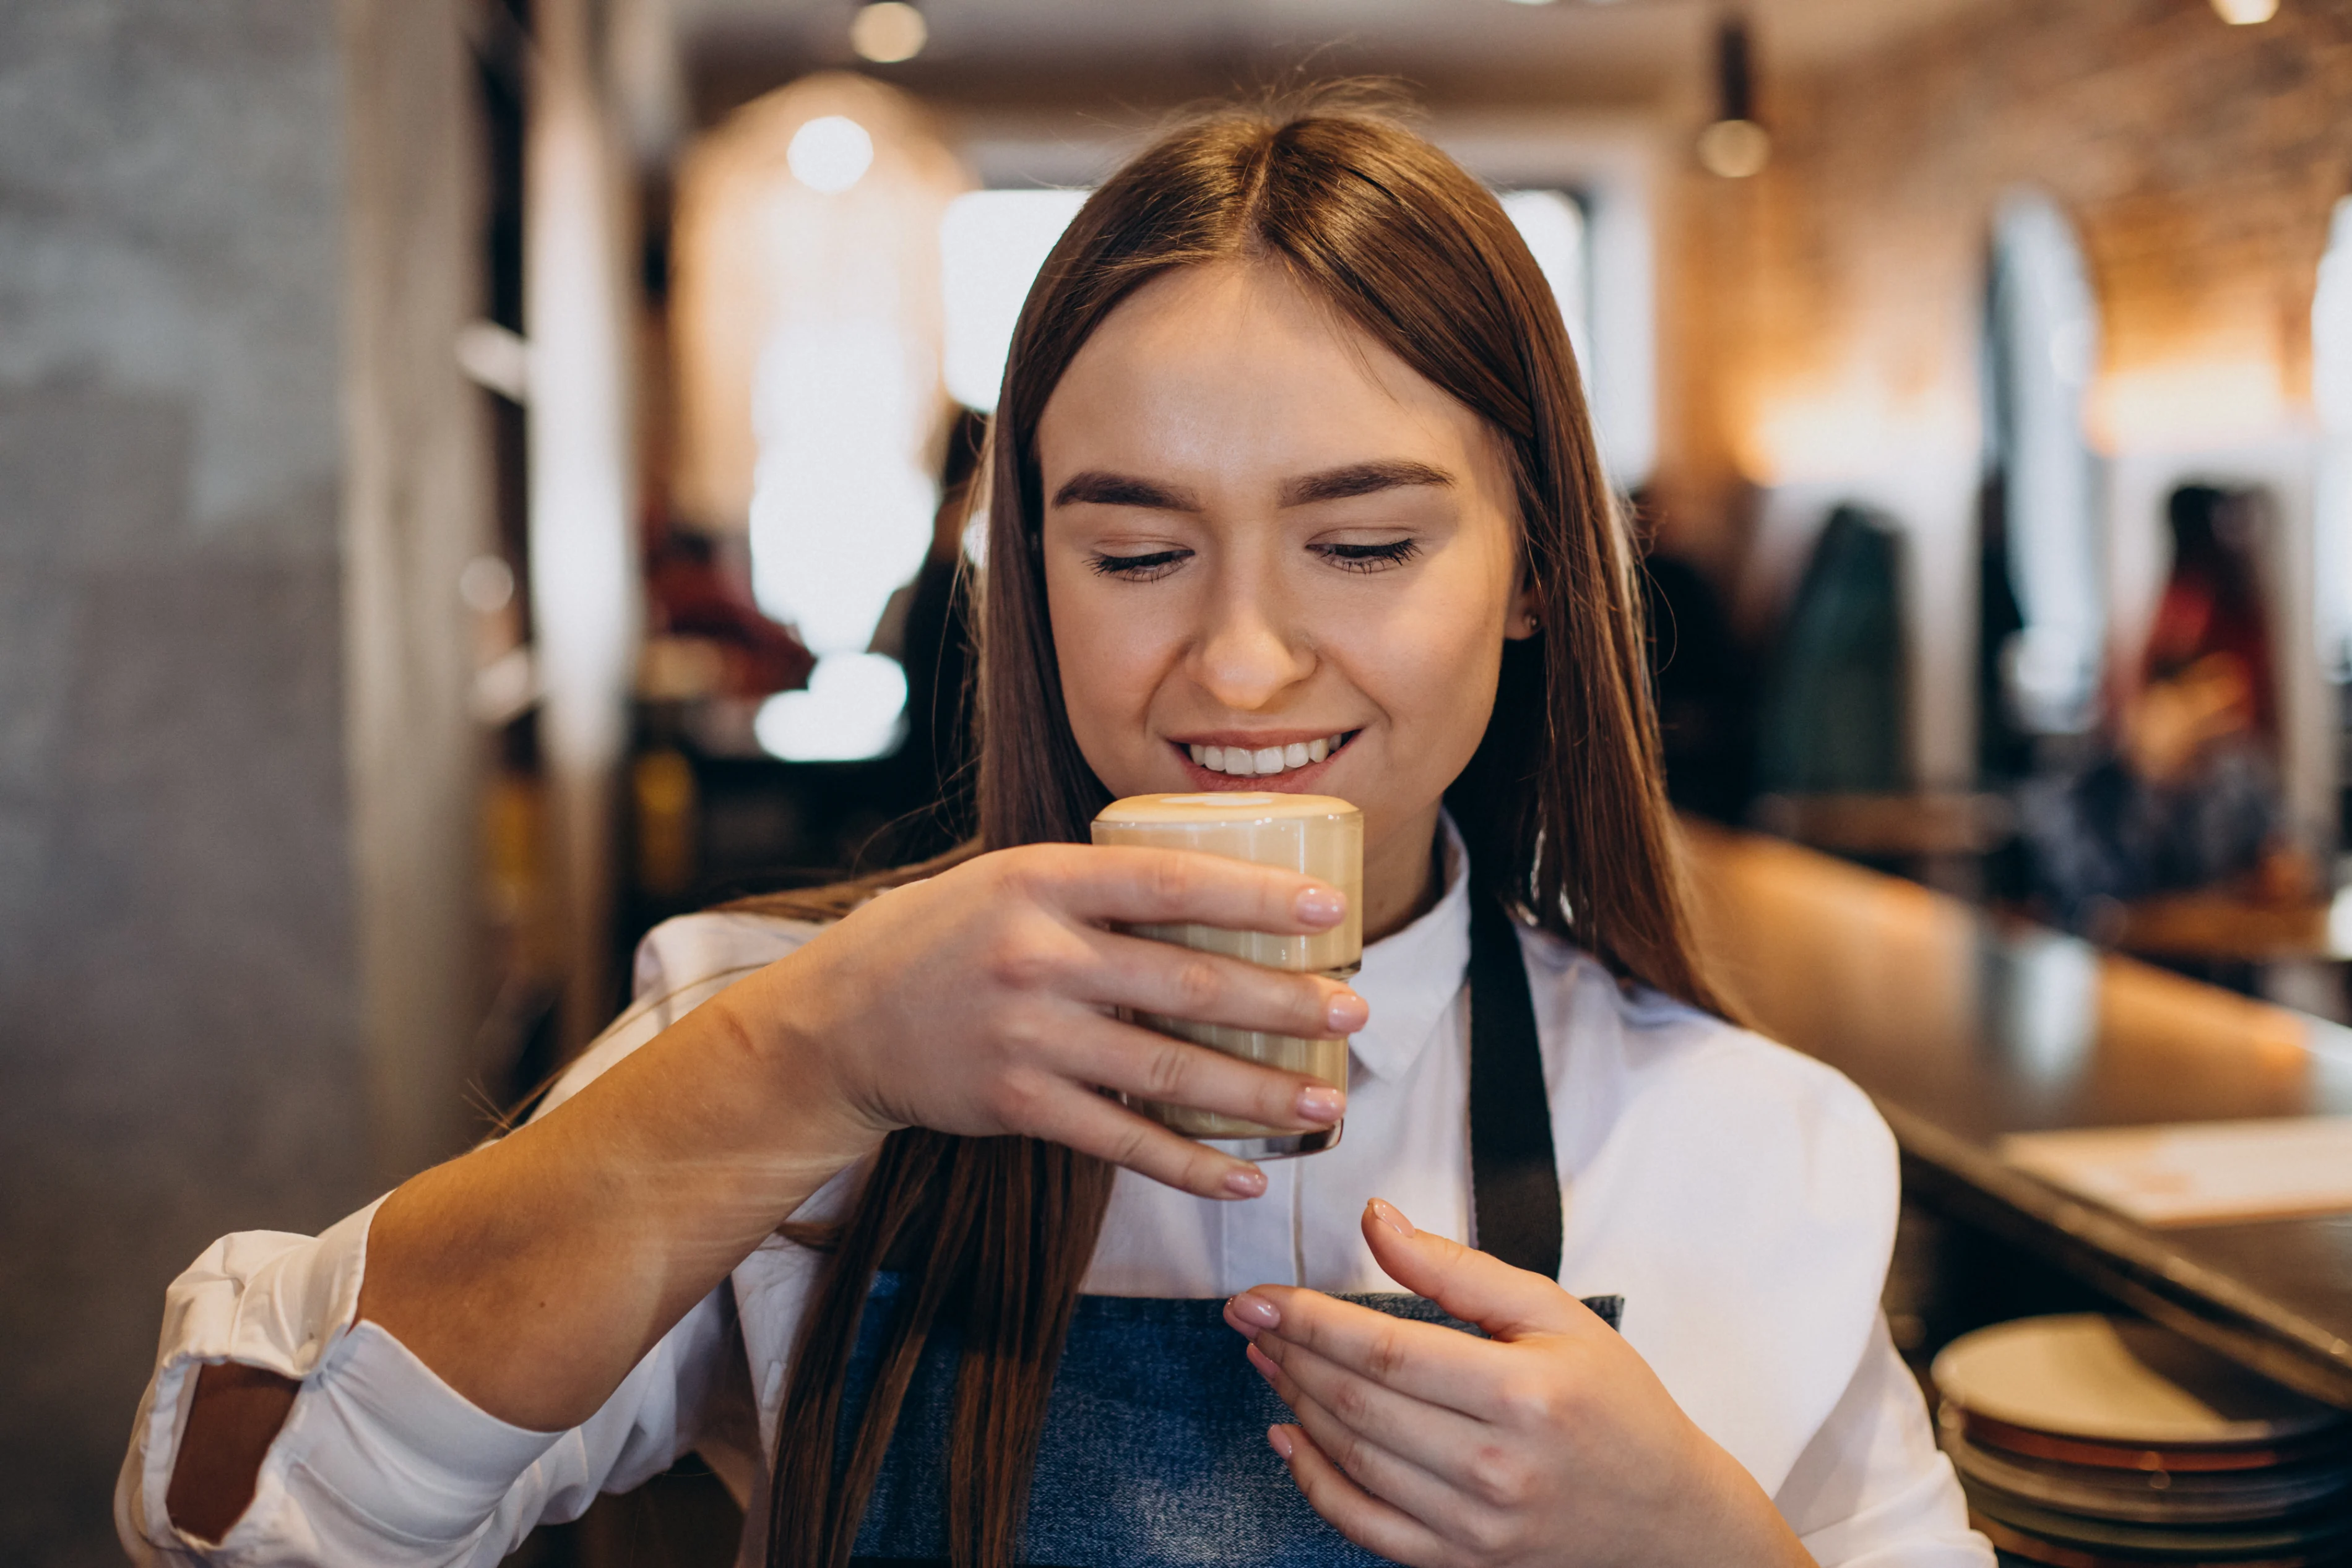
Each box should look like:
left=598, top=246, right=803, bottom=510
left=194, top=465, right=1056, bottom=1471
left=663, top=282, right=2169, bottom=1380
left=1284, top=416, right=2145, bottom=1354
left=1652, top=0, right=2352, bottom=785
left=1661, top=0, right=2352, bottom=523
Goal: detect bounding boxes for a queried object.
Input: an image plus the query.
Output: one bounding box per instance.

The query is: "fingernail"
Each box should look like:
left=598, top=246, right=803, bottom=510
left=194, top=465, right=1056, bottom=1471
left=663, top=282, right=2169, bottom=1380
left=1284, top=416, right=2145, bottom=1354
left=1296, top=1084, right=1344, bottom=1124
left=1324, top=989, right=1367, bottom=1033
left=1367, top=1197, right=1416, bottom=1238
left=1228, top=1291, right=1281, bottom=1329
left=1268, top=1424, right=1297, bottom=1460
left=1295, top=887, right=1345, bottom=926
left=1224, top=1166, right=1267, bottom=1198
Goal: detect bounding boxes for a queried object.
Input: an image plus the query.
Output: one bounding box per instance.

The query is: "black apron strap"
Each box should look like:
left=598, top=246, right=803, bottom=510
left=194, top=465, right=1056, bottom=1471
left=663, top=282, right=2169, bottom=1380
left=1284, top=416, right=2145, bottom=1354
left=1465, top=891, right=1565, bottom=1282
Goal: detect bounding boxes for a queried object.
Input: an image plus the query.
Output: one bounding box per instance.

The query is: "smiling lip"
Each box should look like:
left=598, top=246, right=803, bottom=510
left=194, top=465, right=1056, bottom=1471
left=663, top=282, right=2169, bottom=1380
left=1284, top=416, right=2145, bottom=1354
left=1168, top=730, right=1359, bottom=790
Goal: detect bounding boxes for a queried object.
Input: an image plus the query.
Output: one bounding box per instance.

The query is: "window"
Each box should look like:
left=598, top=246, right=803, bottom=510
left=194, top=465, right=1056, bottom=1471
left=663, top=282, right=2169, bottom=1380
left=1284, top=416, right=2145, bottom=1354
left=1498, top=189, right=1594, bottom=389
left=941, top=187, right=1092, bottom=413
left=2312, top=196, right=2352, bottom=683
left=936, top=184, right=1597, bottom=419
left=670, top=74, right=969, bottom=760
left=1984, top=189, right=2105, bottom=736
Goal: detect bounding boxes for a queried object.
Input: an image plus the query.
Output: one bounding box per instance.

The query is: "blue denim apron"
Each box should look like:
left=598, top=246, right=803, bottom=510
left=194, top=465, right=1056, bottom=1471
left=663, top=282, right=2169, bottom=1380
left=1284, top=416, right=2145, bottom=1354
left=839, top=894, right=1618, bottom=1567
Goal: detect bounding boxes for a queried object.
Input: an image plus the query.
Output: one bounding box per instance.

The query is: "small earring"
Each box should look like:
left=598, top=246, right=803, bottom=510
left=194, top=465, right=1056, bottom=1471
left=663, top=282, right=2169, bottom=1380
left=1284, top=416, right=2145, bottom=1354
left=1521, top=613, right=1541, bottom=634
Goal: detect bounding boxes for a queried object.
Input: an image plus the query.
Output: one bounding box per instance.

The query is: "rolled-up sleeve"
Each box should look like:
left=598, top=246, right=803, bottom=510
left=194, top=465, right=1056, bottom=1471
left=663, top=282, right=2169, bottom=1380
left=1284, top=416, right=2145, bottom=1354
left=118, top=1196, right=734, bottom=1567
left=1774, top=1316, right=1994, bottom=1567
left=117, top=910, right=817, bottom=1566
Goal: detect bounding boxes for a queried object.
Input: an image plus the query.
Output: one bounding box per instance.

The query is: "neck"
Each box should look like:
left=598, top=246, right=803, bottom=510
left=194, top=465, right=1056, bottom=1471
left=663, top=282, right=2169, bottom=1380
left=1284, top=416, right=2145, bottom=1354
left=1361, top=808, right=1446, bottom=942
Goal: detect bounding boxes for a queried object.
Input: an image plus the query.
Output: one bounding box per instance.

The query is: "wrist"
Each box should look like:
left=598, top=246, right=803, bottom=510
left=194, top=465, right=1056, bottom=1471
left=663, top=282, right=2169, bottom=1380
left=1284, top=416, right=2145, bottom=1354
left=702, top=967, right=895, bottom=1166
left=1686, top=1441, right=1814, bottom=1568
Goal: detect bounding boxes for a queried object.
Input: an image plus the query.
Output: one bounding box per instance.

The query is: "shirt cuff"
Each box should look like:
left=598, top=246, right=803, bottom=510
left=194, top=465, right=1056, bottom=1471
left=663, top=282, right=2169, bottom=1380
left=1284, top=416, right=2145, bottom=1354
left=235, top=1320, right=563, bottom=1555
left=131, top=1197, right=563, bottom=1561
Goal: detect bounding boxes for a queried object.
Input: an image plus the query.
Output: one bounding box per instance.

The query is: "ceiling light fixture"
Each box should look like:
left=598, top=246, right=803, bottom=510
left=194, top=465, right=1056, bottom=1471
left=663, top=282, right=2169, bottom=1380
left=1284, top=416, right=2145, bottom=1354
left=2210, top=0, right=2278, bottom=21
left=1698, top=14, right=1770, bottom=179
left=850, top=1, right=928, bottom=62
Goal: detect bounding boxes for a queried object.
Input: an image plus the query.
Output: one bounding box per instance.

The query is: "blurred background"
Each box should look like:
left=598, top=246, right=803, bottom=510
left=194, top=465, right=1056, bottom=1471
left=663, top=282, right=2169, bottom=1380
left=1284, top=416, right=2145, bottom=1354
left=6, top=0, right=2352, bottom=1561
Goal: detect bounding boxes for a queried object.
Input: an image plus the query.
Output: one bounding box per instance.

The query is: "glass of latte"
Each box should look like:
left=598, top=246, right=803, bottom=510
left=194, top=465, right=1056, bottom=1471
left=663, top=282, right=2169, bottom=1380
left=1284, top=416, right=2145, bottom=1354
left=1090, top=791, right=1363, bottom=1158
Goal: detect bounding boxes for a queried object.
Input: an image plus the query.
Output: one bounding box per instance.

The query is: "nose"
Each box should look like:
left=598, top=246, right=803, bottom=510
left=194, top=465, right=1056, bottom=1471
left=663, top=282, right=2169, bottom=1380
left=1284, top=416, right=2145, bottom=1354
left=1189, top=569, right=1315, bottom=712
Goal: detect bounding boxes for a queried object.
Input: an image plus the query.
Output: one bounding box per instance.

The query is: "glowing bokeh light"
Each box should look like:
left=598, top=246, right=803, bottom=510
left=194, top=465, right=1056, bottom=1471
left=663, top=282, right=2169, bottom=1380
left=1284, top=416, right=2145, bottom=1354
left=1697, top=119, right=1771, bottom=179
left=787, top=116, right=875, bottom=194
left=850, top=2, right=928, bottom=62
left=755, top=652, right=909, bottom=761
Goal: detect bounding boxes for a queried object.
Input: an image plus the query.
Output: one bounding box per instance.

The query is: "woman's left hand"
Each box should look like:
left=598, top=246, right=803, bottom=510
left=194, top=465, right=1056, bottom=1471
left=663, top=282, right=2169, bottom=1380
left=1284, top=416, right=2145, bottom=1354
left=1223, top=1199, right=1817, bottom=1568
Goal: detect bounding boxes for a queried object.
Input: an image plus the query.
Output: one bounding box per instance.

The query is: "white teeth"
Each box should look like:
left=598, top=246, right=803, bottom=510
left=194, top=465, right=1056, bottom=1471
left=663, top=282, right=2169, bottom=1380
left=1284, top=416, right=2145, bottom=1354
left=1190, top=732, right=1351, bottom=775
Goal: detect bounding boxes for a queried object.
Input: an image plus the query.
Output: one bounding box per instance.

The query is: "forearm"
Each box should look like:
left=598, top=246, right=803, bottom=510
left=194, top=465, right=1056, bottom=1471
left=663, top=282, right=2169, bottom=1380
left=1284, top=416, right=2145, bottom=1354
left=1713, top=1462, right=1821, bottom=1568
left=155, top=843, right=1357, bottom=1543
left=358, top=981, right=878, bottom=1431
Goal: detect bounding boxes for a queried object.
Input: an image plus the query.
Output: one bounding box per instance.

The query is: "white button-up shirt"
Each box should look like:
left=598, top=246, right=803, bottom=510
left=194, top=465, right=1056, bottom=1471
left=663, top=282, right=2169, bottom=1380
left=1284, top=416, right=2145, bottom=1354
left=119, top=828, right=1992, bottom=1567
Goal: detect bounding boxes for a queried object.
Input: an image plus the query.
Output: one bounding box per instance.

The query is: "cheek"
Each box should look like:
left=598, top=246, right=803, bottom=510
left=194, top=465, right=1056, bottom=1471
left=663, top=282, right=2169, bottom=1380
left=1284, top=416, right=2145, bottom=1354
left=1045, top=566, right=1170, bottom=764
left=1357, top=600, right=1505, bottom=763
left=1358, top=538, right=1513, bottom=720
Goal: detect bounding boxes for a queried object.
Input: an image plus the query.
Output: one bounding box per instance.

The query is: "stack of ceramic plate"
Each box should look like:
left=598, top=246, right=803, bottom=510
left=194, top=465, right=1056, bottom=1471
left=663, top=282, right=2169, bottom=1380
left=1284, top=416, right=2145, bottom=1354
left=1930, top=1315, right=2352, bottom=1566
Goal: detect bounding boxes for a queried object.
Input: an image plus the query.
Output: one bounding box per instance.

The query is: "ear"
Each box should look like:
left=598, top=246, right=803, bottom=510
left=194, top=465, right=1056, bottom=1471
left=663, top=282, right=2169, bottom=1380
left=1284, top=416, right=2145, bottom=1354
left=1503, top=569, right=1542, bottom=642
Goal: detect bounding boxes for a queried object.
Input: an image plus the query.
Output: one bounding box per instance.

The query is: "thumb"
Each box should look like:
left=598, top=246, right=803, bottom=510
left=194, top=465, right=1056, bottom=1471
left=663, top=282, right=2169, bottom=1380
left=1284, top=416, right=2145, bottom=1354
left=1362, top=1198, right=1589, bottom=1342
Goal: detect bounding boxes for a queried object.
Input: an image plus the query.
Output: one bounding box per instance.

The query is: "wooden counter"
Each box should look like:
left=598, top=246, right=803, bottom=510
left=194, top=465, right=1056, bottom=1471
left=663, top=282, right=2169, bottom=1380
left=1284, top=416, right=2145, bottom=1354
left=1680, top=822, right=2352, bottom=1405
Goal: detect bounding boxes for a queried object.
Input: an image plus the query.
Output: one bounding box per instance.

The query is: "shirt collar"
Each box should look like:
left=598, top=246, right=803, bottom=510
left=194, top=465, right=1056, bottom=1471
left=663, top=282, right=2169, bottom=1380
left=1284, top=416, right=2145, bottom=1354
left=1346, top=812, right=1472, bottom=1083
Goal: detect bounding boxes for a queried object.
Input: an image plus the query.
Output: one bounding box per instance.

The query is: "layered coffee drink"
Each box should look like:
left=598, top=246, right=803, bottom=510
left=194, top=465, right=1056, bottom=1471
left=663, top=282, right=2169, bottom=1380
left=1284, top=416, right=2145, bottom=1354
left=1091, top=792, right=1364, bottom=1158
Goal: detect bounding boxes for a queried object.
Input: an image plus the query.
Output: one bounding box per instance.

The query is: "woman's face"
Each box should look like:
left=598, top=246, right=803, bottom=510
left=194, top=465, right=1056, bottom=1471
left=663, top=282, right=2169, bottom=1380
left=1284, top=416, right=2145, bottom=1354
left=1037, top=261, right=1533, bottom=936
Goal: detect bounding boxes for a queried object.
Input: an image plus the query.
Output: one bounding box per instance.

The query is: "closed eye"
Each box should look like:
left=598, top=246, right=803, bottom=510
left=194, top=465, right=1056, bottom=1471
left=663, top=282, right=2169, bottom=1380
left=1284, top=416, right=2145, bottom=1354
left=1312, top=538, right=1421, bottom=573
left=1088, top=547, right=1191, bottom=581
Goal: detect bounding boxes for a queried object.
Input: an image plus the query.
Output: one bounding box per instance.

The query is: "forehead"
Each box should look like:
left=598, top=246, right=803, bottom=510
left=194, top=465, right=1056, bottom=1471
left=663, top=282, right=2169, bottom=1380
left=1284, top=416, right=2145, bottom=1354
left=1038, top=260, right=1500, bottom=485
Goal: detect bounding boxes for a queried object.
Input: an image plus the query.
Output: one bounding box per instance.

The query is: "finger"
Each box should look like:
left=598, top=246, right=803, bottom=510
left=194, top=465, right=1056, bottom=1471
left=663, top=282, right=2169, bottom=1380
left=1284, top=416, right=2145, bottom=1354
left=1270, top=1424, right=1451, bottom=1568
left=1235, top=1286, right=1505, bottom=1418
left=1083, top=926, right=1365, bottom=1038
left=1268, top=1370, right=1500, bottom=1550
left=1246, top=1332, right=1489, bottom=1485
left=1041, top=845, right=1349, bottom=936
left=1362, top=1198, right=1599, bottom=1342
left=1046, top=1010, right=1346, bottom=1132
left=1010, top=1074, right=1269, bottom=1200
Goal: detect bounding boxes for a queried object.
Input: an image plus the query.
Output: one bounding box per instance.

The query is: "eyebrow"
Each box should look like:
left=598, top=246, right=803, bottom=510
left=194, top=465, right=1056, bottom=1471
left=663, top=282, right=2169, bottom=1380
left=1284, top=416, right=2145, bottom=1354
left=1279, top=459, right=1455, bottom=507
left=1050, top=459, right=1454, bottom=512
left=1051, top=472, right=1203, bottom=510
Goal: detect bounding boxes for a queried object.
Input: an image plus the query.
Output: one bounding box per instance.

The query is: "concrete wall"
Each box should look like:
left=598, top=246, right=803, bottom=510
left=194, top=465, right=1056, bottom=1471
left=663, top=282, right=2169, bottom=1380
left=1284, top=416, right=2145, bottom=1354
left=0, top=3, right=485, bottom=1561
left=343, top=0, right=494, bottom=1192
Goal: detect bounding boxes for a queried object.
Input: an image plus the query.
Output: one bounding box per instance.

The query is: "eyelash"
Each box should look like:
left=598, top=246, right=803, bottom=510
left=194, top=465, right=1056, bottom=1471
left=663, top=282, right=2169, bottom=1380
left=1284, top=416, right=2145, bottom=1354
left=1313, top=539, right=1421, bottom=572
left=1087, top=548, right=1189, bottom=581
left=1085, top=539, right=1422, bottom=580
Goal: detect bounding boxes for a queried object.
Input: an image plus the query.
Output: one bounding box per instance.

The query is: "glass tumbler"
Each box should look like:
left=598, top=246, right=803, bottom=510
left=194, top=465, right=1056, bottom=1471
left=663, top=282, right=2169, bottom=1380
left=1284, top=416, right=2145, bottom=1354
left=1090, top=791, right=1364, bottom=1158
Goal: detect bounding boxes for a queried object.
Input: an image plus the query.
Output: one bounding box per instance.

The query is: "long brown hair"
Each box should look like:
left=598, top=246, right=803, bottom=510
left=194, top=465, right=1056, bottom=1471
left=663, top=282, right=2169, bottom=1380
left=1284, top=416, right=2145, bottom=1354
left=748, top=86, right=1726, bottom=1568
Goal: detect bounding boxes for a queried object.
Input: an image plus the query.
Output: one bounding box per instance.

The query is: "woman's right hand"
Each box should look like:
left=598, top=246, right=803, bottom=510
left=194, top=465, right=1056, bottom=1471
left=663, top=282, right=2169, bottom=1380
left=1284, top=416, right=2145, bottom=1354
left=722, top=843, right=1365, bottom=1199
left=314, top=842, right=1364, bottom=1448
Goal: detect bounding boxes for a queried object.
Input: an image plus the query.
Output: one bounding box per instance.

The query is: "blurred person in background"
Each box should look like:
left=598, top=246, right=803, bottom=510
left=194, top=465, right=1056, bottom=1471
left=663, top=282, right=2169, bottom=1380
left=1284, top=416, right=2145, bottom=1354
left=1638, top=502, right=1758, bottom=825
left=2021, top=484, right=2304, bottom=931
left=123, top=92, right=1988, bottom=1568
left=867, top=405, right=989, bottom=861
left=646, top=520, right=818, bottom=699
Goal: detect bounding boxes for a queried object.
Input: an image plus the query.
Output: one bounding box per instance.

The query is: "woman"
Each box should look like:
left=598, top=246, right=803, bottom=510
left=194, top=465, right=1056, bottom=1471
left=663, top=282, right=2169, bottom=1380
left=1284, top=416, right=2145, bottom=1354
left=2020, top=485, right=2300, bottom=928
left=123, top=95, right=1989, bottom=1568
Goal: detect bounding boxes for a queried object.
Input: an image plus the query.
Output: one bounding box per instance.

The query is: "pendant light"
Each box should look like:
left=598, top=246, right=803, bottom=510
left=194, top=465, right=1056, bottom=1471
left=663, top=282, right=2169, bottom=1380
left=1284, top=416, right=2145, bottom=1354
left=850, top=1, right=927, bottom=63
left=1697, top=15, right=1771, bottom=179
